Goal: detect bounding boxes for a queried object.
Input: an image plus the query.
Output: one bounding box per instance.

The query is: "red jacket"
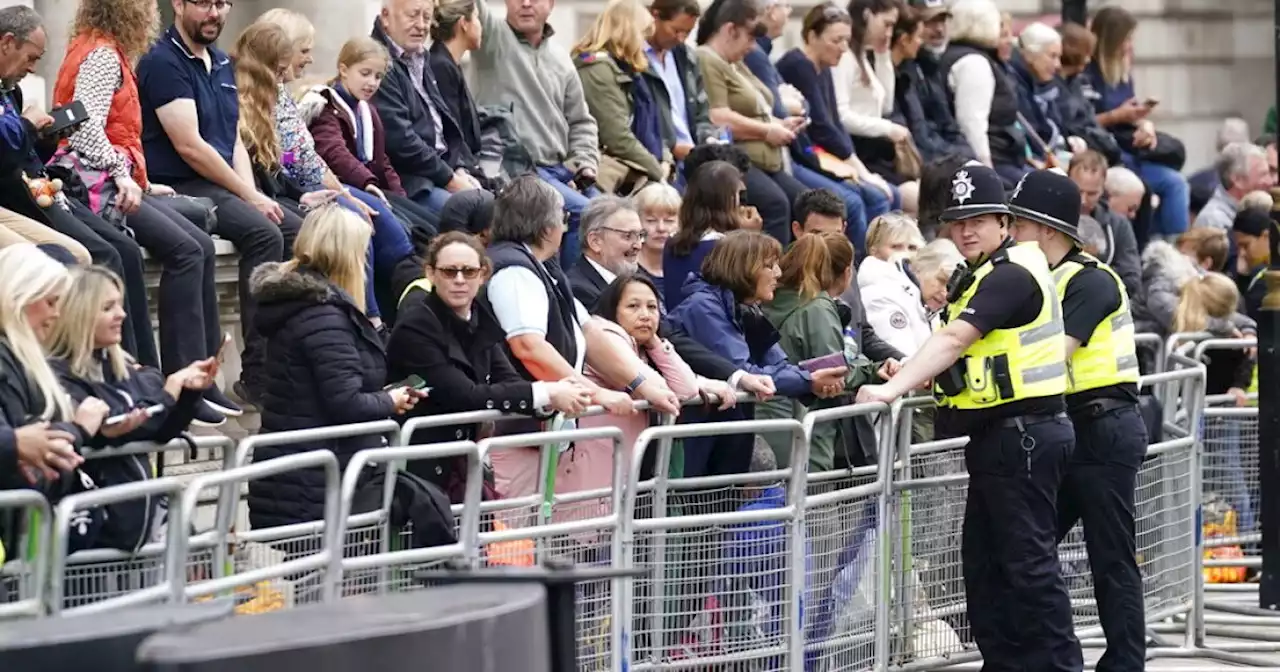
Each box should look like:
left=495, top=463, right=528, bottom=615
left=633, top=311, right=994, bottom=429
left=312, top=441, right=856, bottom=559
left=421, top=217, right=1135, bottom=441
left=301, top=86, right=404, bottom=196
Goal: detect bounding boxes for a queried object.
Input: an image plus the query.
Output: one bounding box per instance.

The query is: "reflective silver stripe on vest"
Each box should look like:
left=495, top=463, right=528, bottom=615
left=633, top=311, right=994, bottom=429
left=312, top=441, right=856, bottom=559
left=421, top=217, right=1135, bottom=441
left=1019, top=320, right=1065, bottom=345
left=1111, top=312, right=1133, bottom=330
left=1116, top=353, right=1140, bottom=372
left=1022, top=361, right=1067, bottom=384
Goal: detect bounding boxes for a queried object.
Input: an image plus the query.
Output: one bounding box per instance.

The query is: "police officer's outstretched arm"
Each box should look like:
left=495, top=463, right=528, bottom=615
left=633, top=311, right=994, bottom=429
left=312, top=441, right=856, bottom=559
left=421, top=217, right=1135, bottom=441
left=855, top=320, right=983, bottom=404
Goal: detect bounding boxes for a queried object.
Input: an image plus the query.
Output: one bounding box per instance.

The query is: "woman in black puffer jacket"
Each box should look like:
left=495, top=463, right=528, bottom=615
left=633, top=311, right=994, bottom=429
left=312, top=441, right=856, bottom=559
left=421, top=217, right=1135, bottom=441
left=247, top=205, right=421, bottom=530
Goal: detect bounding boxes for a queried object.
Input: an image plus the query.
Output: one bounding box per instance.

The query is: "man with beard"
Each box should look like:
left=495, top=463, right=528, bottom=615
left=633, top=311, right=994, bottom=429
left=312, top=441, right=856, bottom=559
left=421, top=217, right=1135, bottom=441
left=136, top=0, right=305, bottom=407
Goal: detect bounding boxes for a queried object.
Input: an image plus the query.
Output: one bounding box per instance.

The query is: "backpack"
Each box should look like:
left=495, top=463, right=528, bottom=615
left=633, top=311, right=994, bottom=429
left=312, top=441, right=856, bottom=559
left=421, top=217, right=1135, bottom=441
left=352, top=468, right=457, bottom=549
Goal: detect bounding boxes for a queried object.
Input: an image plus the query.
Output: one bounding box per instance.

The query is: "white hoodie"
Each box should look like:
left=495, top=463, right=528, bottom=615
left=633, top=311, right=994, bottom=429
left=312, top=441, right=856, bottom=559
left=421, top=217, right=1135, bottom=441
left=857, top=256, right=933, bottom=357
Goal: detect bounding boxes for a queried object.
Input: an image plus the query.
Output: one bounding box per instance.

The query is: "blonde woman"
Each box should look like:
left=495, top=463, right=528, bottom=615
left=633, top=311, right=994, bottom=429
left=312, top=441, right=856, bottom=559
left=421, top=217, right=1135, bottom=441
left=858, top=213, right=933, bottom=356
left=0, top=245, right=110, bottom=488
left=47, top=266, right=221, bottom=442
left=574, top=0, right=671, bottom=191
left=247, top=206, right=423, bottom=529
left=632, top=182, right=680, bottom=303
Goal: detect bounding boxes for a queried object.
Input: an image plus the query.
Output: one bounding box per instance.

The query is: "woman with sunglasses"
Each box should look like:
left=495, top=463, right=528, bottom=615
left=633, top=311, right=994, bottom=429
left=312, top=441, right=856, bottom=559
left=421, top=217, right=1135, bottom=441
left=387, top=232, right=593, bottom=499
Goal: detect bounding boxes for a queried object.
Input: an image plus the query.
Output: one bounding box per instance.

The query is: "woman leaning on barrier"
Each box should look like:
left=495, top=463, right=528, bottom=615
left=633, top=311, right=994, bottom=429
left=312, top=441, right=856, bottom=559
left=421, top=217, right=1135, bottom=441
left=247, top=206, right=425, bottom=531
left=385, top=232, right=592, bottom=502
left=757, top=232, right=879, bottom=471
left=665, top=229, right=847, bottom=478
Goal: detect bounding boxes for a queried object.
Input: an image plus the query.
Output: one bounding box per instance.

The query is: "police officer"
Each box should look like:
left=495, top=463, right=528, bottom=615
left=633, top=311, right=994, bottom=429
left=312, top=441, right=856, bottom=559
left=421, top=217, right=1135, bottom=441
left=1009, top=170, right=1146, bottom=671
left=857, top=165, right=1082, bottom=671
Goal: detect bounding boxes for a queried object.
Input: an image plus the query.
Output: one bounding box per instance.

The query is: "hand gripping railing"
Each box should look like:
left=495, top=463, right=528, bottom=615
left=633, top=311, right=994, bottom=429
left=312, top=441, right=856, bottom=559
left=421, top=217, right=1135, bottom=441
left=0, top=489, right=51, bottom=619
left=620, top=417, right=809, bottom=671
left=48, top=476, right=189, bottom=615
left=328, top=440, right=485, bottom=595
left=165, top=449, right=341, bottom=604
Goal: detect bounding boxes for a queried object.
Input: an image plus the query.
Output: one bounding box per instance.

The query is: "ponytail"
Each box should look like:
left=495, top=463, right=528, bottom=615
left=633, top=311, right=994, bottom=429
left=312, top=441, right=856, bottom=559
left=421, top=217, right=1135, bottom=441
left=1172, top=272, right=1238, bottom=333
left=779, top=232, right=854, bottom=300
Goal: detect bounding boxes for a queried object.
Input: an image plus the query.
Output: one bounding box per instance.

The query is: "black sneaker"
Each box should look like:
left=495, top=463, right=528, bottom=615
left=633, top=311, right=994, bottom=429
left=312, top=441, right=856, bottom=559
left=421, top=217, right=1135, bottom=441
left=203, top=386, right=244, bottom=417
left=232, top=379, right=264, bottom=412
left=190, top=402, right=227, bottom=428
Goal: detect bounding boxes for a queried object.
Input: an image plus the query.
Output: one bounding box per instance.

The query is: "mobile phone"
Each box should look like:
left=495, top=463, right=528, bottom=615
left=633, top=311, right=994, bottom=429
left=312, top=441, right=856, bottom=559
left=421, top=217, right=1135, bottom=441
left=798, top=352, right=846, bottom=373
left=43, top=100, right=89, bottom=137
left=384, top=374, right=430, bottom=392
left=104, top=403, right=166, bottom=427
left=214, top=332, right=232, bottom=361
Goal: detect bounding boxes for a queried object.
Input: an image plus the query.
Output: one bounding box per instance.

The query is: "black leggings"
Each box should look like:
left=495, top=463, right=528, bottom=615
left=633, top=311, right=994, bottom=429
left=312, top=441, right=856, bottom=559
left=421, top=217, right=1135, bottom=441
left=742, top=165, right=806, bottom=247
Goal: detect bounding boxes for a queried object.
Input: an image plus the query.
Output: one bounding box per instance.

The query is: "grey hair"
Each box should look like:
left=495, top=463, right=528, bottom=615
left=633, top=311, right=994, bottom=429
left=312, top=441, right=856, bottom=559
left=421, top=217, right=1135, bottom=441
left=580, top=195, right=638, bottom=240
left=947, top=0, right=1001, bottom=49
left=1216, top=117, right=1251, bottom=152
left=912, top=238, right=964, bottom=282
left=1077, top=214, right=1107, bottom=255
left=1215, top=141, right=1267, bottom=190
left=1017, top=22, right=1060, bottom=54
left=489, top=175, right=566, bottom=247
left=0, top=6, right=43, bottom=43
left=1240, top=189, right=1274, bottom=212
left=1104, top=166, right=1144, bottom=197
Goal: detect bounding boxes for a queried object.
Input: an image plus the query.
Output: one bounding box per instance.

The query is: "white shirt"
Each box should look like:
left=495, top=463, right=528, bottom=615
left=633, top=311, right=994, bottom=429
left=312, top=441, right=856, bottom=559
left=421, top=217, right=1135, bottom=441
left=832, top=49, right=897, bottom=138
left=947, top=54, right=996, bottom=165
left=586, top=256, right=617, bottom=286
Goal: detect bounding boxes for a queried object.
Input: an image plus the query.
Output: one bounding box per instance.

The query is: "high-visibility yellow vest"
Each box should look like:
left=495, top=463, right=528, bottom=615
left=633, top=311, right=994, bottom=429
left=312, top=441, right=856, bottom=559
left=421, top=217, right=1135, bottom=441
left=1248, top=267, right=1265, bottom=396
left=937, top=241, right=1068, bottom=410
left=398, top=277, right=433, bottom=306
left=1052, top=252, right=1140, bottom=394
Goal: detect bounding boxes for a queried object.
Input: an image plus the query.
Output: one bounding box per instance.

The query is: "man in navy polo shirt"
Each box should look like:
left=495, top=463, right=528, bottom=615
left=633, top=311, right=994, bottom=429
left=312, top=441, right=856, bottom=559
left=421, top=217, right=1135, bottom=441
left=137, top=0, right=304, bottom=406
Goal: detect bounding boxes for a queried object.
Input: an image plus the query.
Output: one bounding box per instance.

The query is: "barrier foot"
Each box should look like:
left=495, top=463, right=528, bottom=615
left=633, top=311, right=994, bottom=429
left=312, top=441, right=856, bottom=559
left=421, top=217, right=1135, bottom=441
left=1146, top=646, right=1280, bottom=667
left=415, top=560, right=650, bottom=672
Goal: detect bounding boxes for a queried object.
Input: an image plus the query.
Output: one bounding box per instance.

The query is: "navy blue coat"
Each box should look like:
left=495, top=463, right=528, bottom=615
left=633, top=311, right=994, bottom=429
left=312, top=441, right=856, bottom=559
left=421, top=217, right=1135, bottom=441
left=248, top=263, right=396, bottom=529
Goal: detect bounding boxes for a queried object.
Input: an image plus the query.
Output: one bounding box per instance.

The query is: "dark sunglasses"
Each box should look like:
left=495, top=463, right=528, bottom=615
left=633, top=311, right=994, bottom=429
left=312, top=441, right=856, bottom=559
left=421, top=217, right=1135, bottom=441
left=434, top=266, right=483, bottom=280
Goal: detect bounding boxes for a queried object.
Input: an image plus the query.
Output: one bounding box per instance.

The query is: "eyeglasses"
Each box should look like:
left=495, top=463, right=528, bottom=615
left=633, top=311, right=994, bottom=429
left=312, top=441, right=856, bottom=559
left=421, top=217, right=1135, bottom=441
left=185, top=0, right=233, bottom=12
left=602, top=227, right=647, bottom=243
left=433, top=266, right=484, bottom=280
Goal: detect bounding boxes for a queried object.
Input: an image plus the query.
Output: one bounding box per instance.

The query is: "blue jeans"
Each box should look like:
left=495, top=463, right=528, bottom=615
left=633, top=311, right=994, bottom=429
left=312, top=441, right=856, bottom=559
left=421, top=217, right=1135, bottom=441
left=791, top=165, right=896, bottom=252
left=1133, top=161, right=1190, bottom=236
left=338, top=186, right=415, bottom=319
left=536, top=164, right=599, bottom=268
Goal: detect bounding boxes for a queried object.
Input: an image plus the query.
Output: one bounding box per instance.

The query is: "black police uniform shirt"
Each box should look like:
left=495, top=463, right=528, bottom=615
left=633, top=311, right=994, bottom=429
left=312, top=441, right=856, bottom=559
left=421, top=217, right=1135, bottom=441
left=935, top=250, right=1066, bottom=439
left=1056, top=255, right=1139, bottom=411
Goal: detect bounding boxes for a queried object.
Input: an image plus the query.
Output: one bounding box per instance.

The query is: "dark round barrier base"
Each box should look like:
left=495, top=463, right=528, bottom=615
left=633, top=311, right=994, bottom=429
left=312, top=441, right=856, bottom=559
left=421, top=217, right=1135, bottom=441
left=0, top=601, right=233, bottom=672
left=137, top=584, right=550, bottom=672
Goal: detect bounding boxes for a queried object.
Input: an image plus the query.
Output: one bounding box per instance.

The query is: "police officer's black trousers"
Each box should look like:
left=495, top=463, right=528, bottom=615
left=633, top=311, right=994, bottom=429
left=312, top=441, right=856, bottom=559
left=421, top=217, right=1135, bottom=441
left=1057, top=403, right=1148, bottom=672
left=962, top=413, right=1083, bottom=672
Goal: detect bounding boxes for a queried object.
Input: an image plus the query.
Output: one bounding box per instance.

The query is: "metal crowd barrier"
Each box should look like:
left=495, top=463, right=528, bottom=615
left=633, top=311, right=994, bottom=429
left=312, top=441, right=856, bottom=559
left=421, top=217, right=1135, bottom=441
left=7, top=346, right=1274, bottom=670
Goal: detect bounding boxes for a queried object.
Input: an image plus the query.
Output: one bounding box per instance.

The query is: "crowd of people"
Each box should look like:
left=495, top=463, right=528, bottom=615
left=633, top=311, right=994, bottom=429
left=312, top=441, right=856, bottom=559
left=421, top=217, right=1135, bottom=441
left=0, top=0, right=1270, bottom=666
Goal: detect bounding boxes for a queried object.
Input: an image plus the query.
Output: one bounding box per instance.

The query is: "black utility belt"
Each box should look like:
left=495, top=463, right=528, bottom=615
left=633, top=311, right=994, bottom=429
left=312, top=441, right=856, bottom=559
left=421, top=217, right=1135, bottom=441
left=996, top=412, right=1068, bottom=430
left=1067, top=397, right=1134, bottom=420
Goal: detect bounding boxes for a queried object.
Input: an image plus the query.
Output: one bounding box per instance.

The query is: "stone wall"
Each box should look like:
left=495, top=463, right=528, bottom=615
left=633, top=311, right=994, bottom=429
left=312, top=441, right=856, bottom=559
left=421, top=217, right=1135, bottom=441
left=12, top=0, right=1279, bottom=168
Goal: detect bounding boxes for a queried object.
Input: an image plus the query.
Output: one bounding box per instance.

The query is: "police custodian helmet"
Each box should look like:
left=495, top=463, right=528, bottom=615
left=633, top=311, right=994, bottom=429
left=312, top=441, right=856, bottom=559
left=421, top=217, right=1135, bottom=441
left=1008, top=169, right=1084, bottom=243
left=939, top=163, right=1011, bottom=223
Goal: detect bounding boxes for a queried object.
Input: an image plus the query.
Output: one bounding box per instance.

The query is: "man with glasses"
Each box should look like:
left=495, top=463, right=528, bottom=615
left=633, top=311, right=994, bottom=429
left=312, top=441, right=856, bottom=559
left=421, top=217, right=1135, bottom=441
left=467, top=0, right=601, bottom=268
left=136, top=0, right=305, bottom=407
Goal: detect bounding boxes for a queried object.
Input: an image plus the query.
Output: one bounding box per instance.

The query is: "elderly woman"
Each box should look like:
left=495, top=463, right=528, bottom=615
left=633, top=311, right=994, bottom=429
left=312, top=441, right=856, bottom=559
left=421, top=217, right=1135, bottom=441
left=938, top=0, right=1028, bottom=185
left=1011, top=22, right=1075, bottom=166
left=858, top=213, right=931, bottom=358
left=478, top=175, right=681, bottom=495
left=633, top=183, right=680, bottom=303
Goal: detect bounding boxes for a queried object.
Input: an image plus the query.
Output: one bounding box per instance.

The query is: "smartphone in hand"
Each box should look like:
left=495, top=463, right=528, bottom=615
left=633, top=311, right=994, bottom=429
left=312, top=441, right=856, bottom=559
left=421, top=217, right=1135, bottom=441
left=104, top=403, right=166, bottom=427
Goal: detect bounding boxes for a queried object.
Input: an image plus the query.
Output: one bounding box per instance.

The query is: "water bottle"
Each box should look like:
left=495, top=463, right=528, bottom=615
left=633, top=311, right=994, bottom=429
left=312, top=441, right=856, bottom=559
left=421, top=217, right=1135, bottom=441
left=843, top=325, right=861, bottom=366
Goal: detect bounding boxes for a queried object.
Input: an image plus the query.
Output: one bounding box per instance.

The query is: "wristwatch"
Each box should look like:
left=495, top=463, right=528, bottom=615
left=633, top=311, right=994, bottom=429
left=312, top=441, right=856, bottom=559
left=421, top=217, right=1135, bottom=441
left=624, top=373, right=647, bottom=394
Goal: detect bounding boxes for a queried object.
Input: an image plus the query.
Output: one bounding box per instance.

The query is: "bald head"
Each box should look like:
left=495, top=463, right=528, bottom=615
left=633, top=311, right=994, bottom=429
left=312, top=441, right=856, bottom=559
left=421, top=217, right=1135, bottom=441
left=381, top=0, right=432, bottom=52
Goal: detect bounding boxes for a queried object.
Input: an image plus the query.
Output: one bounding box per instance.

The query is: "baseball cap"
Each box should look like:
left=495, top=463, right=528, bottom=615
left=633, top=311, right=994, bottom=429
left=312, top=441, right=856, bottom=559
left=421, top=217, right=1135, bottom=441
left=910, top=0, right=951, bottom=21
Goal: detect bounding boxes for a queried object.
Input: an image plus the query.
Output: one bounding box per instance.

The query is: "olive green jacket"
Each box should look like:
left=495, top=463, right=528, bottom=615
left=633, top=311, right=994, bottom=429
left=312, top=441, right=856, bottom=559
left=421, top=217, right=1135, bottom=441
left=575, top=53, right=669, bottom=182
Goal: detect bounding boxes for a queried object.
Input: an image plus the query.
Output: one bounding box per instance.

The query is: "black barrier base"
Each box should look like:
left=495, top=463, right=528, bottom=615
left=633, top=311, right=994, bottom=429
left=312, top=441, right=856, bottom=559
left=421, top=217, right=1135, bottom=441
left=416, top=559, right=650, bottom=672
left=0, top=600, right=232, bottom=672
